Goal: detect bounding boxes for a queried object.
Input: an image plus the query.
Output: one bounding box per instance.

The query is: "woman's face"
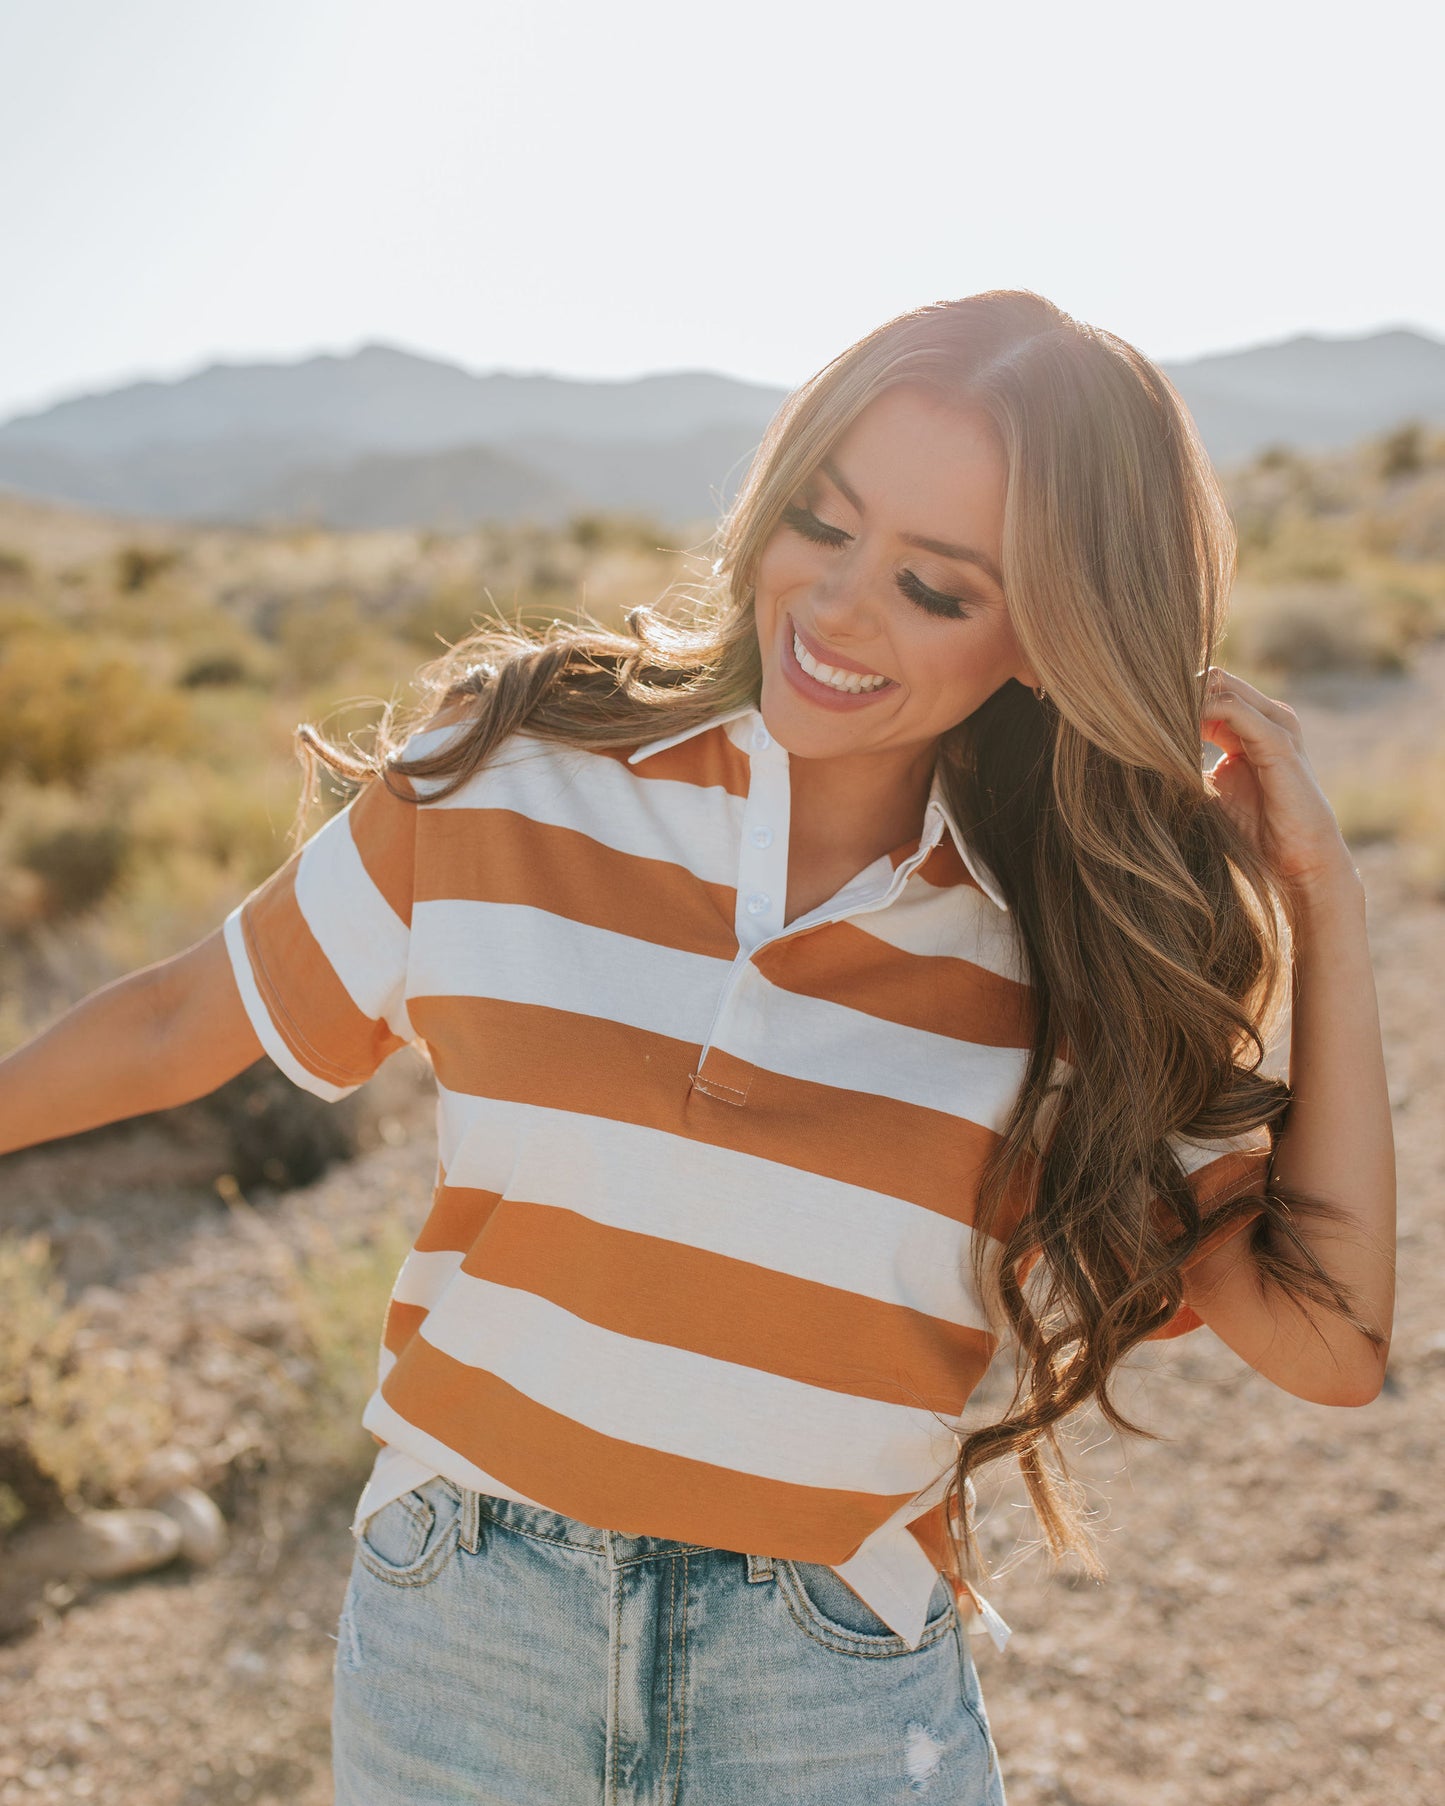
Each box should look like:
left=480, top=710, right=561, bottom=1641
left=753, top=383, right=1039, bottom=765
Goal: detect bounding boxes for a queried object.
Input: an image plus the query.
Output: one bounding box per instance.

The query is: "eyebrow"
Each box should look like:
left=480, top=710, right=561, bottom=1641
left=820, top=457, right=1005, bottom=591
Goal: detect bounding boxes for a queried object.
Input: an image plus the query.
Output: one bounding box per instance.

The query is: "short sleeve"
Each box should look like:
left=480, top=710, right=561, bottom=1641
left=222, top=761, right=420, bottom=1101
left=1139, top=1135, right=1273, bottom=1340
left=1142, top=974, right=1292, bottom=1341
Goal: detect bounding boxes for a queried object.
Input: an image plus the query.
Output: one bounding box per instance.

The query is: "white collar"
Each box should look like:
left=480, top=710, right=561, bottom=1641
left=627, top=706, right=1010, bottom=914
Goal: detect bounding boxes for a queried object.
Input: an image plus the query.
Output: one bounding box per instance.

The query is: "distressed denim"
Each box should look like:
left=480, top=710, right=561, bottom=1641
left=332, top=1476, right=1007, bottom=1805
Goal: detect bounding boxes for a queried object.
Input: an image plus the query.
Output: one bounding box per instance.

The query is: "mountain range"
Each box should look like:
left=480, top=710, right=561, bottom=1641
left=0, top=327, right=1440, bottom=532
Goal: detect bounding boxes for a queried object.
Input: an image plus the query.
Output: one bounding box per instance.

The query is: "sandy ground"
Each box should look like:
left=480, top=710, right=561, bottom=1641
left=0, top=661, right=1440, bottom=1806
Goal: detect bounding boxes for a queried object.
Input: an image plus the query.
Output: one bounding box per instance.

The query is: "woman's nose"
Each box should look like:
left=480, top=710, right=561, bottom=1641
left=809, top=555, right=881, bottom=636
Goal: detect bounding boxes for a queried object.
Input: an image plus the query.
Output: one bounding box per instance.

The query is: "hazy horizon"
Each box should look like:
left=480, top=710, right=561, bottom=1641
left=2, top=0, right=1438, bottom=422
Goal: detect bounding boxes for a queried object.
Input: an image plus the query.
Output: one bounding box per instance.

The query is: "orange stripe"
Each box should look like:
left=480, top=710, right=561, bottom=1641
left=916, top=837, right=982, bottom=893
left=1143, top=1151, right=1268, bottom=1340
left=382, top=1298, right=428, bottom=1357
left=1018, top=1147, right=1271, bottom=1273
left=412, top=1179, right=504, bottom=1253
left=241, top=863, right=406, bottom=1086
left=411, top=996, right=1034, bottom=1239
left=753, top=922, right=1035, bottom=1048
left=417, top=809, right=737, bottom=957
left=456, top=1201, right=995, bottom=1413
left=348, top=768, right=418, bottom=926
left=1153, top=1147, right=1271, bottom=1252
left=596, top=726, right=751, bottom=799
left=380, top=1342, right=918, bottom=1562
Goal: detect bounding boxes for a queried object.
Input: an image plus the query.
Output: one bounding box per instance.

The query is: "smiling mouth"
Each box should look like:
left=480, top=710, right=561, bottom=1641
left=790, top=627, right=891, bottom=693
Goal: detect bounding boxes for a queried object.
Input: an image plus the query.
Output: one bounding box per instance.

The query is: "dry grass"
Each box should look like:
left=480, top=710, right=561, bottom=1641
left=0, top=507, right=698, bottom=1052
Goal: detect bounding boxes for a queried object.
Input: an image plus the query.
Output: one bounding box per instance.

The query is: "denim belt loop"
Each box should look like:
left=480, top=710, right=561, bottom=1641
left=746, top=1552, right=776, bottom=1583
left=459, top=1486, right=482, bottom=1554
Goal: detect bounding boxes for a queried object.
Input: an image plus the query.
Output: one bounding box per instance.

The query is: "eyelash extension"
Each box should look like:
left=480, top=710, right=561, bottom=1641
left=780, top=503, right=974, bottom=620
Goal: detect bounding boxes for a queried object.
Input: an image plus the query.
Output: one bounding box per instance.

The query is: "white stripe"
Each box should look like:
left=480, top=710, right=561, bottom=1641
left=735, top=965, right=1039, bottom=1129
left=416, top=1274, right=960, bottom=1497
left=411, top=901, right=734, bottom=1044
left=293, top=799, right=415, bottom=1046
left=413, top=901, right=1035, bottom=1128
left=420, top=734, right=746, bottom=889
left=432, top=1084, right=999, bottom=1332
left=854, top=882, right=1030, bottom=986
left=221, top=903, right=356, bottom=1102
left=1173, top=1124, right=1272, bottom=1175
left=626, top=704, right=756, bottom=764
left=355, top=1398, right=549, bottom=1517
left=391, top=1248, right=465, bottom=1309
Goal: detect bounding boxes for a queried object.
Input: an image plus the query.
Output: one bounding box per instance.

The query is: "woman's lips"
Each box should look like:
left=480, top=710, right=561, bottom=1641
left=790, top=614, right=890, bottom=679
left=781, top=612, right=898, bottom=711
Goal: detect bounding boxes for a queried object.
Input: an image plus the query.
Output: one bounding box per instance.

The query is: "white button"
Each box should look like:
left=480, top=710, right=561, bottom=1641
left=749, top=826, right=774, bottom=849
left=745, top=892, right=771, bottom=915
left=751, top=726, right=771, bottom=751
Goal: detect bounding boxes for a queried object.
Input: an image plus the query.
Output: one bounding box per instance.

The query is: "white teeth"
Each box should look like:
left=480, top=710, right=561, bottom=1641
left=793, top=629, right=888, bottom=693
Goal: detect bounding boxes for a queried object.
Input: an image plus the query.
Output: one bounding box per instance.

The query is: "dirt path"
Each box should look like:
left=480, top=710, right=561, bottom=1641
left=0, top=678, right=1440, bottom=1806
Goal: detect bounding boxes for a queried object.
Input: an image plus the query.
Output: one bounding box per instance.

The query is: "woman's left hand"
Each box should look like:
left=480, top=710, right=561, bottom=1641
left=1200, top=666, right=1357, bottom=908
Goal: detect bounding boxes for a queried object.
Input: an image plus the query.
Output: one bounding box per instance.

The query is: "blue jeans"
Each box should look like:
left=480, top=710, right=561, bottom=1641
left=332, top=1476, right=1007, bottom=1804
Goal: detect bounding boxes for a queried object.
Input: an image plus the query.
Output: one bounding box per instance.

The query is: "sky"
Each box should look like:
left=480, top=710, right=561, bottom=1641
left=0, top=0, right=1440, bottom=424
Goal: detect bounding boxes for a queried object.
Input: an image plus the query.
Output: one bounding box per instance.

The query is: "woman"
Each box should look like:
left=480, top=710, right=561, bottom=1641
left=0, top=290, right=1395, bottom=1805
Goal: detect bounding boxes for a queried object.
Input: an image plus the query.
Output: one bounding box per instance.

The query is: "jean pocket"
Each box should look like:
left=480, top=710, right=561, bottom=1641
left=776, top=1559, right=956, bottom=1658
left=354, top=1480, right=463, bottom=1588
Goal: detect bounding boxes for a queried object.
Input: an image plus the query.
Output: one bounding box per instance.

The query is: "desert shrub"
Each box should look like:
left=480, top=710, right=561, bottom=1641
left=1321, top=752, right=1445, bottom=902
left=15, top=818, right=131, bottom=920
left=0, top=1234, right=175, bottom=1527
left=1253, top=444, right=1297, bottom=472
left=0, top=781, right=138, bottom=928
left=0, top=627, right=192, bottom=785
left=107, top=755, right=289, bottom=888
left=1369, top=579, right=1445, bottom=652
left=1378, top=421, right=1426, bottom=481
left=399, top=582, right=483, bottom=652
left=1369, top=469, right=1445, bottom=560
left=1328, top=781, right=1412, bottom=847
left=275, top=592, right=365, bottom=685
left=569, top=512, right=666, bottom=553
left=0, top=548, right=32, bottom=586
left=179, top=649, right=254, bottom=688
left=1241, top=513, right=1353, bottom=583
left=274, top=1215, right=417, bottom=1481
left=1225, top=580, right=1410, bottom=677
left=114, top=543, right=180, bottom=592
left=202, top=1062, right=365, bottom=1193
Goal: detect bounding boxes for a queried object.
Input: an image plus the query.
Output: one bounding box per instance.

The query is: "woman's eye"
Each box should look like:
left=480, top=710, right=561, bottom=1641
left=781, top=502, right=849, bottom=548
left=898, top=570, right=973, bottom=620
left=780, top=501, right=974, bottom=621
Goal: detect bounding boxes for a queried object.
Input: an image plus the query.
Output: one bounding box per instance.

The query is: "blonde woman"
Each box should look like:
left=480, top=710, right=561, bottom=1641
left=0, top=290, right=1395, bottom=1805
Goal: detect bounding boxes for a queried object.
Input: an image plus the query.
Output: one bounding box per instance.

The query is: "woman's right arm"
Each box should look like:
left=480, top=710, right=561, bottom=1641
left=0, top=926, right=265, bottom=1159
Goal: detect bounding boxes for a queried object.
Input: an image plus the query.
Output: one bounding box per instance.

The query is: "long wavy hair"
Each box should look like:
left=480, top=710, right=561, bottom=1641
left=290, top=289, right=1382, bottom=1599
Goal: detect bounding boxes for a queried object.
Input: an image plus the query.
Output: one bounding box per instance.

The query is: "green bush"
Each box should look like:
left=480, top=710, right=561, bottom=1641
left=1377, top=421, right=1426, bottom=481
left=0, top=1234, right=175, bottom=1526
left=1226, top=581, right=1412, bottom=677
left=179, top=649, right=254, bottom=688
left=275, top=1215, right=418, bottom=1482
left=0, top=548, right=32, bottom=586
left=114, top=543, right=180, bottom=592
left=200, top=1062, right=364, bottom=1193
left=16, top=818, right=131, bottom=919
left=0, top=628, right=192, bottom=785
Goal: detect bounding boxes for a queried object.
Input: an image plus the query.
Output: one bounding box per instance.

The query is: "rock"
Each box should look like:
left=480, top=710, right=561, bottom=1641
left=7, top=1508, right=183, bottom=1581
left=152, top=1486, right=227, bottom=1566
left=131, top=1446, right=201, bottom=1504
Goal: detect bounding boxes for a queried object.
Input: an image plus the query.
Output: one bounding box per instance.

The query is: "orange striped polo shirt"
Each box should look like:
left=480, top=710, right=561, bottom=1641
left=221, top=700, right=1279, bottom=1650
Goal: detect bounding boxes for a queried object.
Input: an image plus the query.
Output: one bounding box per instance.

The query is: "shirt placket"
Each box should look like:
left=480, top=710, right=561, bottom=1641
left=688, top=716, right=945, bottom=1103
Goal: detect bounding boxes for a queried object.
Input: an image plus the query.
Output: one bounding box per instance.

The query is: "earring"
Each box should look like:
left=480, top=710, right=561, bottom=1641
left=1032, top=683, right=1047, bottom=702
